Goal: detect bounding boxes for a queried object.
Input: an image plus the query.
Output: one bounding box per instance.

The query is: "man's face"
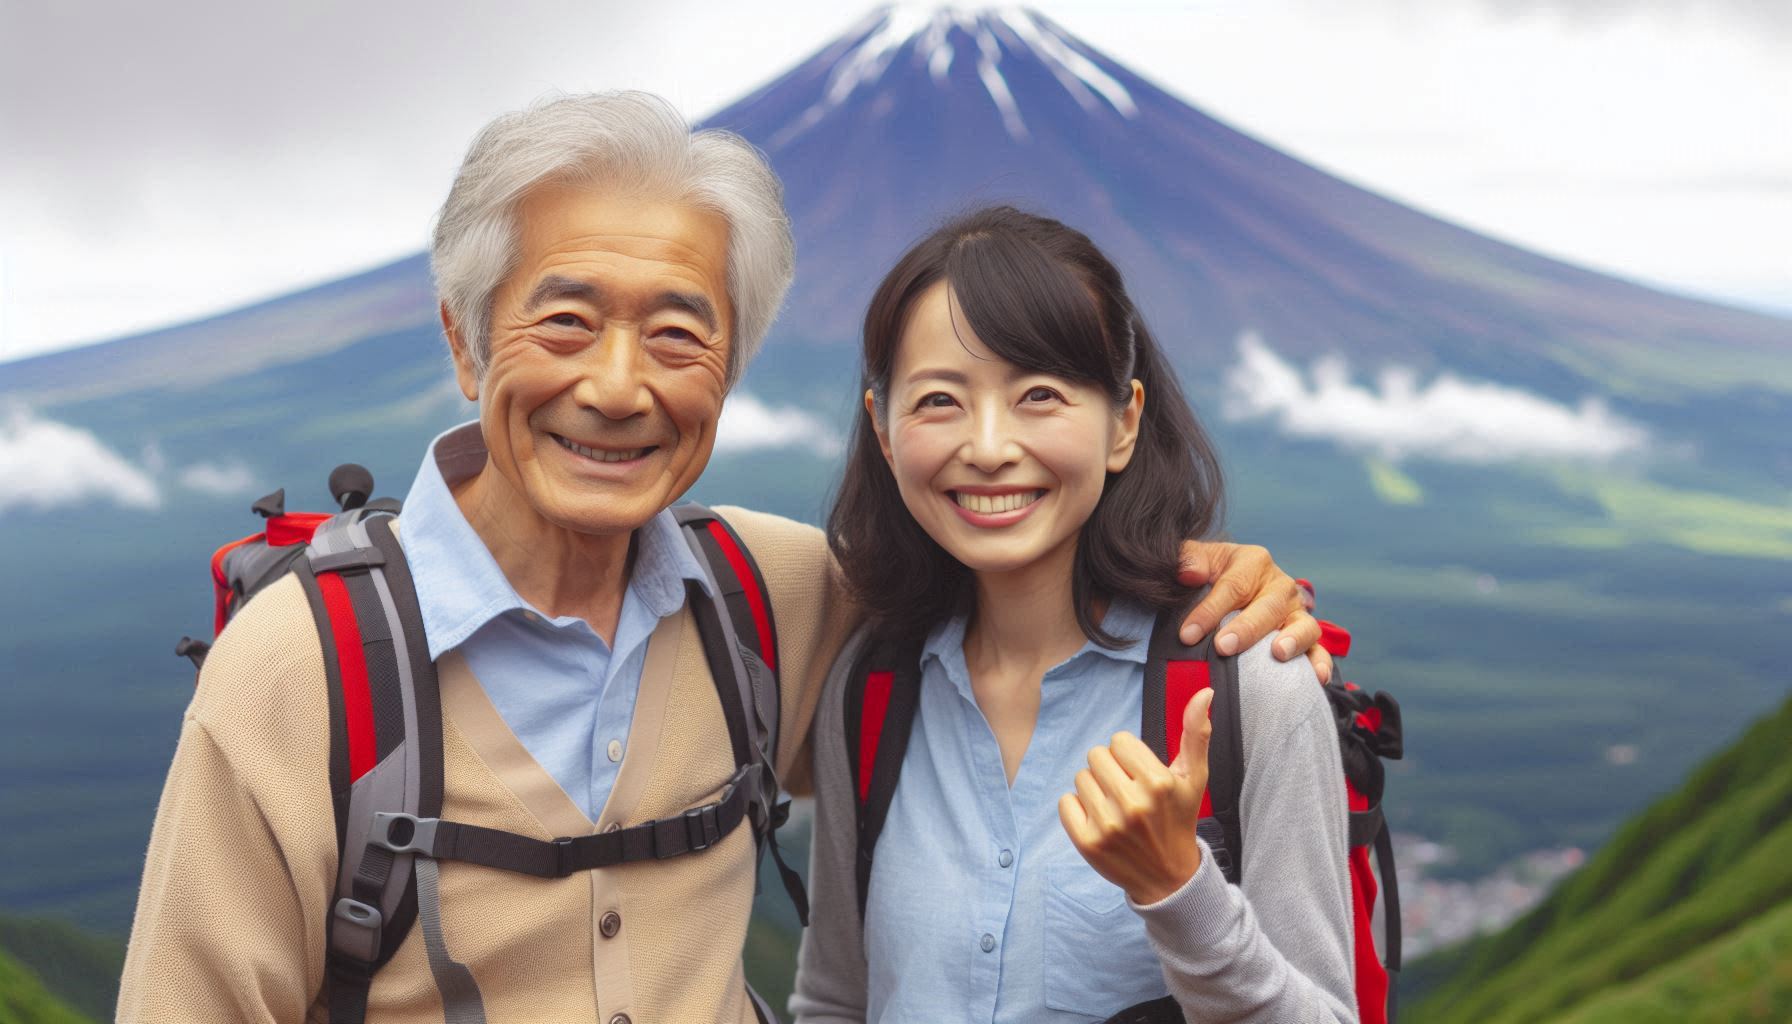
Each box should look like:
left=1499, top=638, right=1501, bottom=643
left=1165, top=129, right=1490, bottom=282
left=450, top=182, right=734, bottom=537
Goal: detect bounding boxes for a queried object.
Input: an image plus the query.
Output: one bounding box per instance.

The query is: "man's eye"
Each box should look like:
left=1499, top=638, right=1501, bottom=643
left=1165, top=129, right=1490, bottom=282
left=656, top=326, right=701, bottom=344
left=544, top=313, right=587, bottom=329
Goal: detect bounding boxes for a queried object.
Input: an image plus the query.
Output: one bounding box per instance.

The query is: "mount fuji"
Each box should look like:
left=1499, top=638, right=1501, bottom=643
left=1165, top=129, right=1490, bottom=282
left=2, top=6, right=1788, bottom=975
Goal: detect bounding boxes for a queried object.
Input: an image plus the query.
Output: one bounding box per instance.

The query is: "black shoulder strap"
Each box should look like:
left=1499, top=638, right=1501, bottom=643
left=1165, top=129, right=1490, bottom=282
left=294, top=506, right=463, bottom=1024
left=1143, top=601, right=1244, bottom=885
left=846, top=631, right=924, bottom=921
left=671, top=502, right=809, bottom=927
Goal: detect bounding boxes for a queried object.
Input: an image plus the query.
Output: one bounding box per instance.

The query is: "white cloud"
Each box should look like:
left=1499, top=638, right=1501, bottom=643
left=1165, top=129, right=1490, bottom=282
left=178, top=459, right=257, bottom=496
left=0, top=407, right=161, bottom=512
left=715, top=392, right=841, bottom=457
left=1221, top=333, right=1650, bottom=463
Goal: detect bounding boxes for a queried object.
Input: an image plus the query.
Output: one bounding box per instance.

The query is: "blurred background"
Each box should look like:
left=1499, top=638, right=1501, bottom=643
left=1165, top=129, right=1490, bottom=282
left=3, top=2, right=1788, bottom=1021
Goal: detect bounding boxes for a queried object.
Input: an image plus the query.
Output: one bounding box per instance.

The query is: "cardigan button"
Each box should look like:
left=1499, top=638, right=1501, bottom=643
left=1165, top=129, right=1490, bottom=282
left=600, top=911, right=621, bottom=939
left=609, top=1015, right=631, bottom=1024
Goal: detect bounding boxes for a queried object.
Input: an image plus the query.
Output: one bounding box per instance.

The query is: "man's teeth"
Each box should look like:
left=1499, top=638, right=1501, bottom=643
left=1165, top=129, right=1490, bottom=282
left=554, top=435, right=646, bottom=463
left=953, top=490, right=1043, bottom=515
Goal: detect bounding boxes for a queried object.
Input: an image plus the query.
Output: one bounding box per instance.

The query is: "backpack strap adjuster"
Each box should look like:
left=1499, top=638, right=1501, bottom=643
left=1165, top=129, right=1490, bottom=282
left=370, top=812, right=439, bottom=856
left=309, top=548, right=387, bottom=576
left=330, top=897, right=385, bottom=963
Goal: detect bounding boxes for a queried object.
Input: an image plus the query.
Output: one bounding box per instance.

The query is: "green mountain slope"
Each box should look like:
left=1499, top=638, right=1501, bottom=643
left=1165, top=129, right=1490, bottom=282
left=0, top=948, right=90, bottom=1024
left=1407, top=689, right=1792, bottom=1022
left=0, top=916, right=120, bottom=1024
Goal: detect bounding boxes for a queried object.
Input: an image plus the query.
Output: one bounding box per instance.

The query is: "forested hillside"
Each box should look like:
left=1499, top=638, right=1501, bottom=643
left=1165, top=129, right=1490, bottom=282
left=1406, top=690, right=1792, bottom=1022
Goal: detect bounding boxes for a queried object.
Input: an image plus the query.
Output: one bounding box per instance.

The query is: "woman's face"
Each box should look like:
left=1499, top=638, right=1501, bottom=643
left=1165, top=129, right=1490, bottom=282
left=870, top=280, right=1143, bottom=579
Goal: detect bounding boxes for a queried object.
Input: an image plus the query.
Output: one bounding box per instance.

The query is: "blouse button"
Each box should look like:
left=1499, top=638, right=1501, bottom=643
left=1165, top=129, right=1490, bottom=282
left=979, top=933, right=996, bottom=953
left=607, top=739, right=624, bottom=762
left=998, top=849, right=1014, bottom=868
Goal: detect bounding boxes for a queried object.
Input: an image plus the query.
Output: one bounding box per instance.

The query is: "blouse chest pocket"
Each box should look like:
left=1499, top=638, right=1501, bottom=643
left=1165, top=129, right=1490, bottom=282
left=1043, top=862, right=1170, bottom=1017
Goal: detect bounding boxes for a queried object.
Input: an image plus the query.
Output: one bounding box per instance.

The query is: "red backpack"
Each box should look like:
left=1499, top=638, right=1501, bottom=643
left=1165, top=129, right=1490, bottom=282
left=178, top=464, right=805, bottom=1024
left=845, top=587, right=1404, bottom=1024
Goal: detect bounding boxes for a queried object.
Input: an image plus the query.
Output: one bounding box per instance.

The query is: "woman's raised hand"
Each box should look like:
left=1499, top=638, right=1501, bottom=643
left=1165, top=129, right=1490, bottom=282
left=1058, top=689, right=1215, bottom=906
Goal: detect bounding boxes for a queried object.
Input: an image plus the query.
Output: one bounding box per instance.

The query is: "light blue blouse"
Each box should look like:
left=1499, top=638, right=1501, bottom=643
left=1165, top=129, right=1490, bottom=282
left=863, top=600, right=1170, bottom=1022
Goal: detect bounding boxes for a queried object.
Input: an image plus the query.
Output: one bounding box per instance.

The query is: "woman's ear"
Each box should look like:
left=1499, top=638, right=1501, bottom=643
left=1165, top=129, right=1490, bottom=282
left=442, top=302, right=480, bottom=402
left=866, top=388, right=895, bottom=465
left=1107, top=379, right=1145, bottom=473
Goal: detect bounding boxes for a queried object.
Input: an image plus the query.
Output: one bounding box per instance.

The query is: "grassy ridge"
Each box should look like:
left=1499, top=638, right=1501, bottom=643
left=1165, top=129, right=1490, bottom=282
left=1407, top=690, right=1792, bottom=1022
left=0, top=917, right=120, bottom=1024
left=0, top=949, right=91, bottom=1024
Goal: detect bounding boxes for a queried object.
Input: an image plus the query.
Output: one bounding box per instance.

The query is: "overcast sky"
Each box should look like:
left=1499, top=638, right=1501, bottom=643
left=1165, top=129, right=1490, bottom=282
left=2, top=0, right=1787, bottom=364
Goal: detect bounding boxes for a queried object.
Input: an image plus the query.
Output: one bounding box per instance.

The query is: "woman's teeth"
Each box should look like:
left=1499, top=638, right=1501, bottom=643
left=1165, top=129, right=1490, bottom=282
left=953, top=490, right=1043, bottom=515
left=554, top=435, right=647, bottom=463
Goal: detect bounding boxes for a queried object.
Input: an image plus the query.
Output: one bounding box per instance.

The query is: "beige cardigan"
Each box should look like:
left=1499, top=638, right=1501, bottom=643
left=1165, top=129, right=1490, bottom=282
left=118, top=507, right=857, bottom=1023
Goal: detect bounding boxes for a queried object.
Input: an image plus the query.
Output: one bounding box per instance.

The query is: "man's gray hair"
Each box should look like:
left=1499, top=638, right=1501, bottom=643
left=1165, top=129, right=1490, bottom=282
left=431, top=91, right=794, bottom=387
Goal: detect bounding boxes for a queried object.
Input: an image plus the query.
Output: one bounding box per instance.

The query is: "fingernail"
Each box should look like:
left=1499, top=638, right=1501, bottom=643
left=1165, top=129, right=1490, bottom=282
left=1181, top=623, right=1204, bottom=644
left=1275, top=637, right=1294, bottom=659
left=1217, top=632, right=1238, bottom=655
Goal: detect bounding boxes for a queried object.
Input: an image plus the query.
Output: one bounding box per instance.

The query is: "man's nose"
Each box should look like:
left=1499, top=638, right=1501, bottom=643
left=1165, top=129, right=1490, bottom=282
left=571, top=326, right=653, bottom=420
left=963, top=402, right=1022, bottom=472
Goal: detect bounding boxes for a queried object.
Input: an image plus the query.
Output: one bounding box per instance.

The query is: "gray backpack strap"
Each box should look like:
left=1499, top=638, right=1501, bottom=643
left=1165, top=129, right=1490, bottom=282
left=294, top=508, right=475, bottom=1023
left=671, top=502, right=810, bottom=926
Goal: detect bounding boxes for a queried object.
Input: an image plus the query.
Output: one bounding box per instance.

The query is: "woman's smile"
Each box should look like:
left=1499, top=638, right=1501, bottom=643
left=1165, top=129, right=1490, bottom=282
left=946, top=487, right=1048, bottom=526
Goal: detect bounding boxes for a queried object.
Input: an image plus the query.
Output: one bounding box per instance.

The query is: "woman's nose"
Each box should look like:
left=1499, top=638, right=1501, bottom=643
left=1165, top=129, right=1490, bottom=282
left=963, top=405, right=1022, bottom=472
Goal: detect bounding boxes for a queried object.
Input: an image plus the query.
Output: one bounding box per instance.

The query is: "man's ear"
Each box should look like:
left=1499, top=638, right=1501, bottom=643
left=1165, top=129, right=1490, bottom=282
left=442, top=302, right=480, bottom=402
left=865, top=389, right=895, bottom=466
left=1107, top=379, right=1145, bottom=473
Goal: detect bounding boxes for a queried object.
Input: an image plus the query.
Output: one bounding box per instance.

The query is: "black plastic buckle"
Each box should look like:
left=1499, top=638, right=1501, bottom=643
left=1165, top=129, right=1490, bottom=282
left=551, top=836, right=575, bottom=877
left=685, top=805, right=718, bottom=852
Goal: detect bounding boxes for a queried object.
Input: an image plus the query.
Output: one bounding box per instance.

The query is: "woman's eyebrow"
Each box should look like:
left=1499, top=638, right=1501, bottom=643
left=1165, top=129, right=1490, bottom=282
left=905, top=368, right=970, bottom=386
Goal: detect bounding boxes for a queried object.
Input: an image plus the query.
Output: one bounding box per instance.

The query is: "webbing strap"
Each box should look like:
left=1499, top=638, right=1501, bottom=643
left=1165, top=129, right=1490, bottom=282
left=1375, top=820, right=1403, bottom=975
left=415, top=857, right=487, bottom=1024
left=373, top=767, right=754, bottom=878
left=1098, top=995, right=1183, bottom=1023
left=747, top=983, right=780, bottom=1024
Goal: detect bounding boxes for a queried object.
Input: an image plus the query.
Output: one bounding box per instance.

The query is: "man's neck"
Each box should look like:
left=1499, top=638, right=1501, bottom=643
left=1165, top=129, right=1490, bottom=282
left=452, top=463, right=634, bottom=645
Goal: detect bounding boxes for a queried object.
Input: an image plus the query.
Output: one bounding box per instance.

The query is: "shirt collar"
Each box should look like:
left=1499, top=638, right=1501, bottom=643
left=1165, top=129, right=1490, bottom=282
left=401, top=421, right=713, bottom=660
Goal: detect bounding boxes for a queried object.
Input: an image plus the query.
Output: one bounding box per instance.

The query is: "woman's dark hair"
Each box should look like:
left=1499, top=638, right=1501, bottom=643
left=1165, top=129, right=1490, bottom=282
left=827, top=205, right=1225, bottom=647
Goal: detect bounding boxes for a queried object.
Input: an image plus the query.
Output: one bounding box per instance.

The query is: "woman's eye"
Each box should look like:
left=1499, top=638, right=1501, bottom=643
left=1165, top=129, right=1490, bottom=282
left=1023, top=386, right=1060, bottom=403
left=917, top=392, right=957, bottom=410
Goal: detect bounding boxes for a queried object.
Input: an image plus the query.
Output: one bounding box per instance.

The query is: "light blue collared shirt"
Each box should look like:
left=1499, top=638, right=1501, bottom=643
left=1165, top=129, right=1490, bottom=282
left=400, top=422, right=713, bottom=822
left=862, top=599, right=1171, bottom=1023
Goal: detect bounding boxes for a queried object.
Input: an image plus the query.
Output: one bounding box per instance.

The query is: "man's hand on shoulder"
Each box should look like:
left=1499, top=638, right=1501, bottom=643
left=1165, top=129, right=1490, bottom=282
left=1175, top=540, right=1333, bottom=684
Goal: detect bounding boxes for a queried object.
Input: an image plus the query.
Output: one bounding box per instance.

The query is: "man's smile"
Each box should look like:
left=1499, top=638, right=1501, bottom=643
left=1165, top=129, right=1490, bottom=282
left=548, top=432, right=659, bottom=465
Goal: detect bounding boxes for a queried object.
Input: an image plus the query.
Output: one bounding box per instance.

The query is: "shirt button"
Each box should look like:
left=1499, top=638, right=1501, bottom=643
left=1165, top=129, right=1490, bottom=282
left=979, top=933, right=996, bottom=953
left=998, top=849, right=1014, bottom=868
left=607, top=739, right=624, bottom=762
left=522, top=610, right=540, bottom=624
left=600, top=911, right=621, bottom=939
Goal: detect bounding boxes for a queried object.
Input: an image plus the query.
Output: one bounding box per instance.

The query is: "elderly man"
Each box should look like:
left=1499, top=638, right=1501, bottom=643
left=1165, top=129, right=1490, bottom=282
left=118, top=92, right=1324, bottom=1023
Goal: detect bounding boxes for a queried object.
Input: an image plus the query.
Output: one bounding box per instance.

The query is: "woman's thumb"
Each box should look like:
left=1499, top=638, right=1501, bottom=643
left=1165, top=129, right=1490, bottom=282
left=1171, top=688, right=1215, bottom=779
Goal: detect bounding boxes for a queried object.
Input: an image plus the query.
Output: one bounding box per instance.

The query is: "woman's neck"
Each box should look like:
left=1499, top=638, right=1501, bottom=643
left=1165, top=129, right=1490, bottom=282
left=963, top=538, right=1088, bottom=680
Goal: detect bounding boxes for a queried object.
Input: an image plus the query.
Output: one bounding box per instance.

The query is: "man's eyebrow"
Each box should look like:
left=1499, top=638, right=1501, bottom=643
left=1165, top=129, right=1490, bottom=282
left=523, top=275, right=604, bottom=313
left=652, top=291, right=718, bottom=332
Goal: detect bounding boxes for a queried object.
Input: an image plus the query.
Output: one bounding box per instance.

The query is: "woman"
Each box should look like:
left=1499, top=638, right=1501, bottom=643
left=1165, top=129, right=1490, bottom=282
left=792, top=207, right=1356, bottom=1022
